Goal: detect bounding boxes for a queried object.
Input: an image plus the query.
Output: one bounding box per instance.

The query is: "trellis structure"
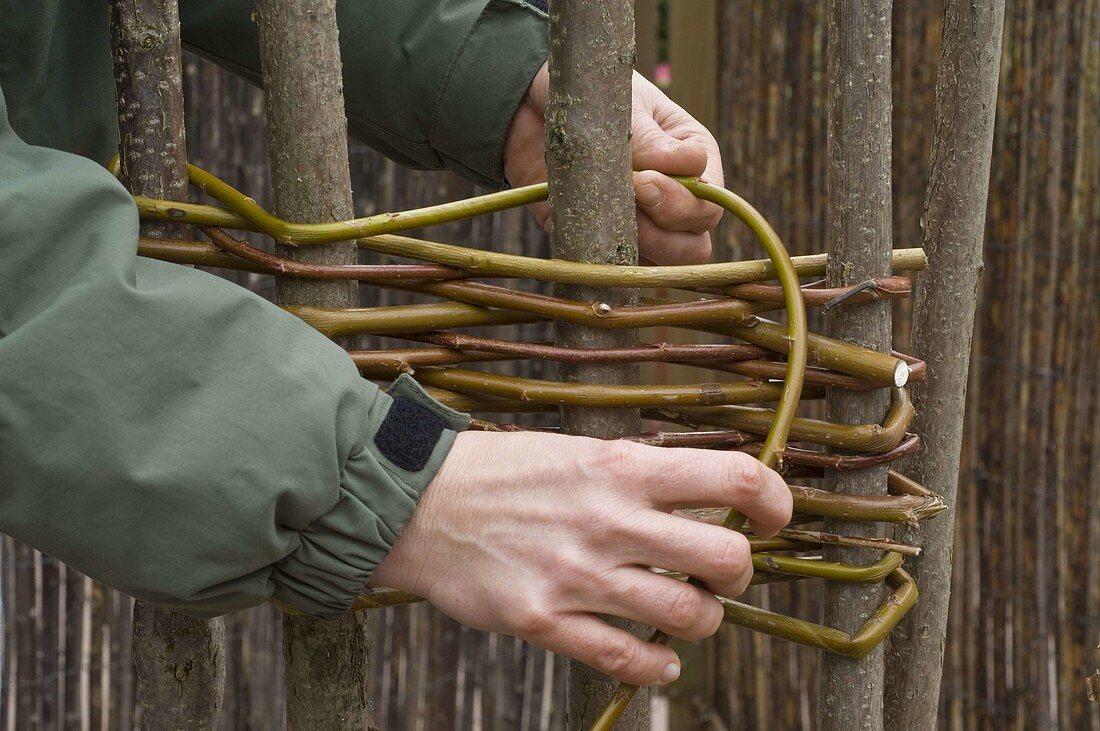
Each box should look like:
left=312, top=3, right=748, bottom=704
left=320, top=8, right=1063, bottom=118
left=103, top=0, right=1007, bottom=729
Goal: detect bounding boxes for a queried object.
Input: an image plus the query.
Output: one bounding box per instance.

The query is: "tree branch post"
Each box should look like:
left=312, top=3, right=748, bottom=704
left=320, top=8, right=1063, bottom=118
left=817, top=2, right=893, bottom=730
left=883, top=3, right=1006, bottom=729
left=253, top=1, right=370, bottom=728
left=544, top=1, right=647, bottom=727
left=110, top=1, right=227, bottom=727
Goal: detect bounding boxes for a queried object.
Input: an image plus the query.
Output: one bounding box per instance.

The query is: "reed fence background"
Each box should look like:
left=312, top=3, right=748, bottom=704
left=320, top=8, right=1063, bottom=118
left=2, top=0, right=1098, bottom=729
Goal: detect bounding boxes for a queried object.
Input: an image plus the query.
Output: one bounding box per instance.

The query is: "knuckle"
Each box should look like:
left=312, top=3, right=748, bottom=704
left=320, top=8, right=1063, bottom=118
left=713, top=533, right=752, bottom=584
left=512, top=602, right=557, bottom=640
left=775, top=483, right=795, bottom=523
left=684, top=236, right=712, bottom=264
left=587, top=440, right=645, bottom=482
left=725, top=454, right=767, bottom=502
left=706, top=204, right=724, bottom=231
left=550, top=543, right=588, bottom=578
left=663, top=587, right=704, bottom=635
left=603, top=512, right=640, bottom=545
left=595, top=636, right=641, bottom=678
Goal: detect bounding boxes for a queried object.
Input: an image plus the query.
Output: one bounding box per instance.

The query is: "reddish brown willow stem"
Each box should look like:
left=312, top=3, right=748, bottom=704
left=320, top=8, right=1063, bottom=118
left=200, top=225, right=464, bottom=279
left=199, top=227, right=910, bottom=315
left=173, top=231, right=915, bottom=312
left=714, top=276, right=912, bottom=304
left=385, top=333, right=924, bottom=392
left=777, top=435, right=923, bottom=470
left=394, top=332, right=771, bottom=363
left=353, top=345, right=921, bottom=394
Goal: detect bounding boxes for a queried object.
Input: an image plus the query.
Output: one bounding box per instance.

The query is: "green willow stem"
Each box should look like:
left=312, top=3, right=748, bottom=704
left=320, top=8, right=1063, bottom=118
left=351, top=343, right=895, bottom=393
left=684, top=485, right=945, bottom=528
left=786, top=486, right=948, bottom=525
left=720, top=568, right=918, bottom=659
left=140, top=233, right=926, bottom=290
left=753, top=550, right=902, bottom=582
left=888, top=470, right=934, bottom=497
left=286, top=300, right=908, bottom=389
left=699, top=317, right=911, bottom=388
left=125, top=160, right=926, bottom=288
left=288, top=302, right=537, bottom=336
left=775, top=529, right=921, bottom=558
left=649, top=386, right=916, bottom=454
left=329, top=568, right=918, bottom=665
left=407, top=367, right=821, bottom=409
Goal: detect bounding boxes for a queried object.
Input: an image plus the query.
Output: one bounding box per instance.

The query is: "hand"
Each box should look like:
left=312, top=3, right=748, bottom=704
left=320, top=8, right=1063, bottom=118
left=372, top=431, right=792, bottom=686
left=503, top=63, right=725, bottom=265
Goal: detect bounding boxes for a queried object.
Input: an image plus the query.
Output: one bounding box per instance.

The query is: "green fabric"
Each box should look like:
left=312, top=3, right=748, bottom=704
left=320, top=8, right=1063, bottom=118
left=0, top=0, right=552, bottom=617
left=0, top=0, right=550, bottom=186
left=0, top=84, right=471, bottom=614
left=181, top=0, right=549, bottom=186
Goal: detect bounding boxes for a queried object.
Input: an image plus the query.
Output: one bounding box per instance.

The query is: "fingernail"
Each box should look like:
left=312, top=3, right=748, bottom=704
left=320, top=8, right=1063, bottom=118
left=661, top=662, right=681, bottom=684
left=636, top=182, right=663, bottom=208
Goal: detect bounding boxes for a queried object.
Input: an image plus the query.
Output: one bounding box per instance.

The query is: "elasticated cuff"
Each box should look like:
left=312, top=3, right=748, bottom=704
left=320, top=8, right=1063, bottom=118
left=431, top=0, right=549, bottom=187
left=271, top=375, right=469, bottom=617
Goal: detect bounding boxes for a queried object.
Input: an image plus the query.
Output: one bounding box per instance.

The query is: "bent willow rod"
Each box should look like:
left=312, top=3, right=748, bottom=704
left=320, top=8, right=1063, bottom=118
left=125, top=161, right=943, bottom=729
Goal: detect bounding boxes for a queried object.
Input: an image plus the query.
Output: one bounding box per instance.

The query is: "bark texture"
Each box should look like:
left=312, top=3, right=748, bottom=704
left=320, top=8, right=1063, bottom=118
left=110, top=2, right=228, bottom=727
left=255, top=0, right=359, bottom=309
left=817, top=2, right=893, bottom=730
left=254, top=1, right=368, bottom=729
left=544, top=1, right=646, bottom=727
left=131, top=608, right=226, bottom=730
left=883, top=3, right=1006, bottom=729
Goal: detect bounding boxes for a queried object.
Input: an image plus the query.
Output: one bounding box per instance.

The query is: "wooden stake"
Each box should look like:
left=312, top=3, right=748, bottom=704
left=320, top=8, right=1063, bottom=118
left=544, top=1, right=647, bottom=727
left=253, top=1, right=369, bottom=728
left=817, top=2, right=893, bottom=730
left=109, top=1, right=227, bottom=727
left=883, top=3, right=1006, bottom=729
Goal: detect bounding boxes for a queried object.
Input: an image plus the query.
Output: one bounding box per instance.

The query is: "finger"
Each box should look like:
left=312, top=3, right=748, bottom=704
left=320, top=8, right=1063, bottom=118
left=634, top=170, right=723, bottom=235
left=534, top=613, right=683, bottom=686
left=529, top=199, right=551, bottom=229
left=583, top=567, right=724, bottom=641
left=630, top=112, right=710, bottom=176
left=636, top=210, right=712, bottom=265
left=617, top=513, right=755, bottom=598
left=634, top=446, right=793, bottom=537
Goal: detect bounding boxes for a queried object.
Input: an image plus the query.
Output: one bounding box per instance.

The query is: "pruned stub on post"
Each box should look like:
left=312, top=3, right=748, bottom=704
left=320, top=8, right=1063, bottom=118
left=110, top=0, right=947, bottom=728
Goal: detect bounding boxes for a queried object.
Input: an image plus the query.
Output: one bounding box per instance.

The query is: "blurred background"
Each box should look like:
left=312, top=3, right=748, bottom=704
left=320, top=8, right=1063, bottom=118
left=2, top=1, right=1097, bottom=729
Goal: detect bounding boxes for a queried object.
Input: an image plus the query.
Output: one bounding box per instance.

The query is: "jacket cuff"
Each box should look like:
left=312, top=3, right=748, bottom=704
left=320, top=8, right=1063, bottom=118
left=432, top=0, right=549, bottom=187
left=272, top=375, right=469, bottom=617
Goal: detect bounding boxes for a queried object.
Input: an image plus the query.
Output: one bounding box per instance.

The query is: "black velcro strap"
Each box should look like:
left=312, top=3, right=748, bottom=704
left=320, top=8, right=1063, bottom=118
left=529, top=0, right=548, bottom=11
left=374, top=396, right=447, bottom=472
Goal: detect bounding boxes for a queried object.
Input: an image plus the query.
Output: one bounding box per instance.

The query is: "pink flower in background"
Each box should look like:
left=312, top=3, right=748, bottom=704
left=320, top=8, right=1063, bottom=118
left=655, top=62, right=671, bottom=89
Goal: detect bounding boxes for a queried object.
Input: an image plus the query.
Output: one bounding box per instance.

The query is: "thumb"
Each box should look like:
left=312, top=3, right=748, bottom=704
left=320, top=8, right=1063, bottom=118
left=630, top=114, right=709, bottom=177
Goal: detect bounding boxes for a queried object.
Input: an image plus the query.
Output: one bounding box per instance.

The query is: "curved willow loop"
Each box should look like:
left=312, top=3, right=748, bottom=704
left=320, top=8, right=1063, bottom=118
left=720, top=568, right=918, bottom=658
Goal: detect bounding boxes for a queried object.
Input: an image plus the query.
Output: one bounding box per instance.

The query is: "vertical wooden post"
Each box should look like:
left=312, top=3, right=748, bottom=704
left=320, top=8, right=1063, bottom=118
left=544, top=1, right=647, bottom=728
left=817, top=2, right=892, bottom=730
left=883, top=3, right=1006, bottom=730
left=252, top=1, right=369, bottom=729
left=110, top=2, right=228, bottom=728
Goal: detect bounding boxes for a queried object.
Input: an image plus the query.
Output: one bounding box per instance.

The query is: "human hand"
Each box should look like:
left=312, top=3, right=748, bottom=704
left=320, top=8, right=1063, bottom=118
left=371, top=430, right=791, bottom=686
left=503, top=63, right=725, bottom=265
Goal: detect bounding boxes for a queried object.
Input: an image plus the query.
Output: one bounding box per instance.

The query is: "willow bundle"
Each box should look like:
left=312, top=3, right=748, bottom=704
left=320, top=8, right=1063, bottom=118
left=128, top=162, right=944, bottom=728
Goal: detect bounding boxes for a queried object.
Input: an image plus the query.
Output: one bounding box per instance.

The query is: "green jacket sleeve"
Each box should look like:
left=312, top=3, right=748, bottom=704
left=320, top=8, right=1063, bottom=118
left=0, top=86, right=469, bottom=619
left=179, top=0, right=550, bottom=187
